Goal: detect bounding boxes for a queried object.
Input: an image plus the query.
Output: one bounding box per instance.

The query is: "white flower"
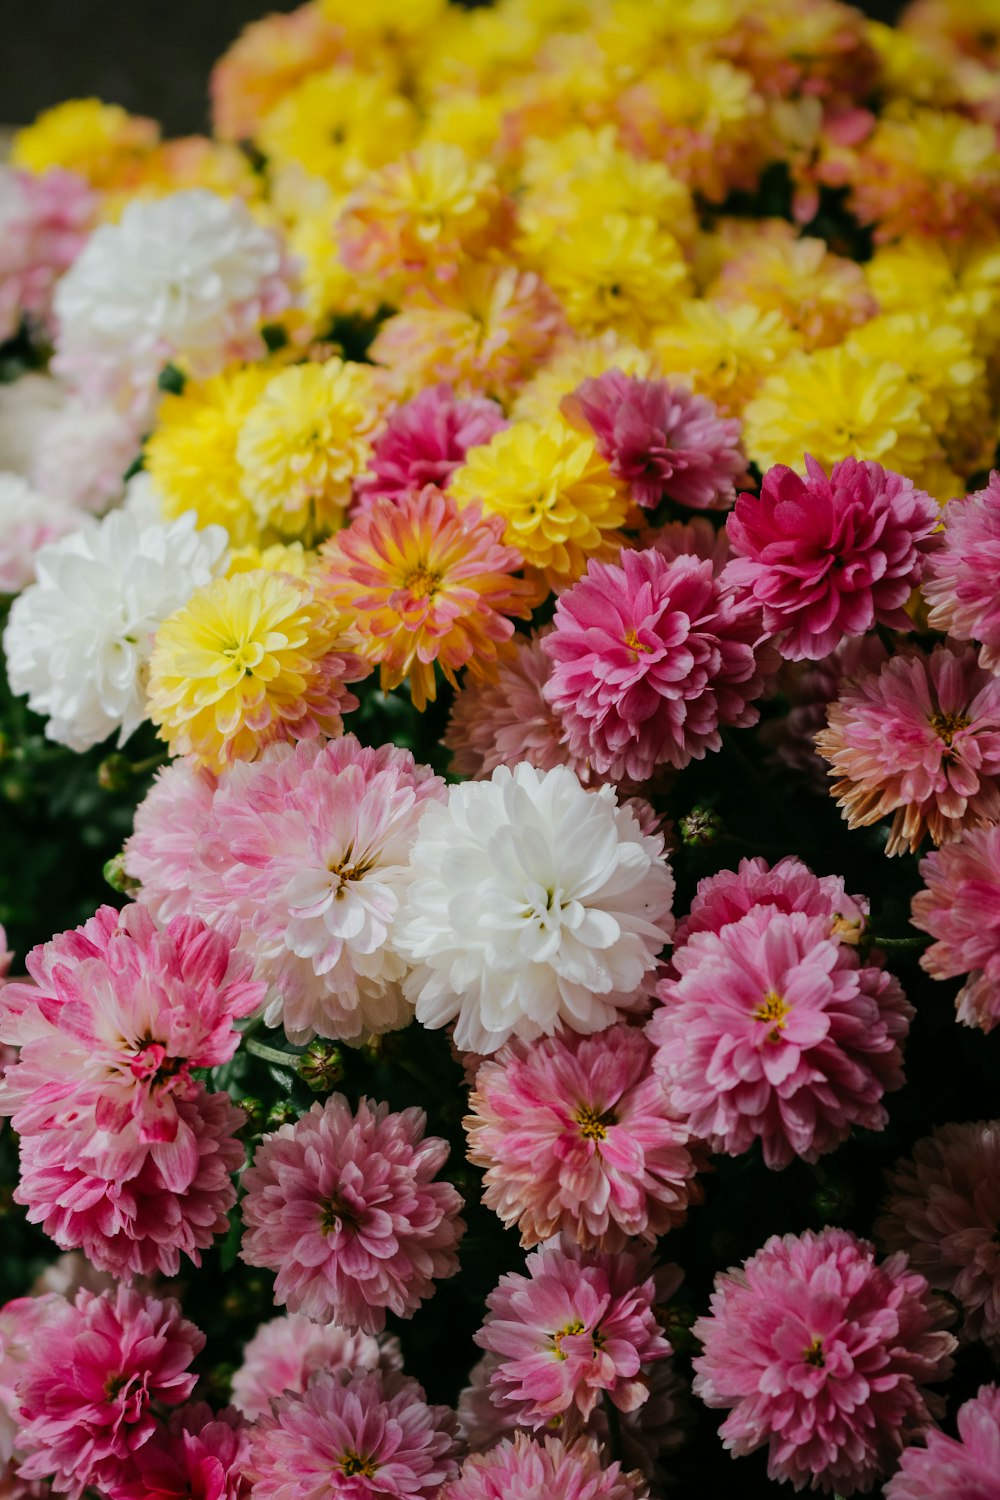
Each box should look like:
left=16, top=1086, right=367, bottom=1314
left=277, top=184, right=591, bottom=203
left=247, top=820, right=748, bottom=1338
left=52, top=188, right=294, bottom=413
left=0, top=374, right=67, bottom=475
left=0, top=473, right=82, bottom=596
left=3, top=508, right=227, bottom=749
left=395, top=762, right=675, bottom=1053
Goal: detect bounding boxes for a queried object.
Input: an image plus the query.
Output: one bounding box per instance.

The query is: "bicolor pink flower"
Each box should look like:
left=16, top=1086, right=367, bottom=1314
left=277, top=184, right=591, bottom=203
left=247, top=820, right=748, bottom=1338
left=561, top=370, right=748, bottom=510
left=240, top=1094, right=465, bottom=1335
left=693, top=1227, right=957, bottom=1495
left=816, top=644, right=1000, bottom=855
left=466, top=1024, right=701, bottom=1251
left=440, top=1432, right=648, bottom=1500
left=649, top=908, right=912, bottom=1169
left=112, top=1404, right=250, bottom=1500
left=725, top=456, right=940, bottom=660
left=353, top=385, right=507, bottom=510
left=675, top=854, right=868, bottom=949
left=543, top=550, right=776, bottom=783
left=124, top=759, right=219, bottom=925
left=911, top=824, right=1000, bottom=1031
left=886, top=1383, right=1000, bottom=1500
left=0, top=166, right=94, bottom=343
left=15, top=1285, right=203, bottom=1500
left=231, top=1315, right=401, bottom=1421
left=245, top=1368, right=460, bottom=1500
left=923, top=473, right=1000, bottom=672
left=475, top=1240, right=671, bottom=1429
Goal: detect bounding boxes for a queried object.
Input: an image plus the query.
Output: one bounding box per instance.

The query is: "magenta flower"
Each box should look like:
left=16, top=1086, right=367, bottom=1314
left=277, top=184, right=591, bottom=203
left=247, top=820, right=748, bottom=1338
left=543, top=550, right=776, bottom=783
left=231, top=1315, right=401, bottom=1421
left=0, top=166, right=94, bottom=343
left=111, top=1404, right=250, bottom=1500
left=725, top=455, right=940, bottom=660
left=561, top=369, right=748, bottom=510
left=911, top=823, right=1000, bottom=1031
left=649, top=907, right=911, bottom=1169
left=923, top=472, right=1000, bottom=673
left=693, top=1227, right=957, bottom=1495
left=466, top=1023, right=701, bottom=1251
left=15, top=1285, right=203, bottom=1500
left=353, top=384, right=507, bottom=509
left=675, top=853, right=868, bottom=949
left=240, top=1094, right=465, bottom=1334
left=440, top=1432, right=648, bottom=1500
left=245, top=1368, right=460, bottom=1500
left=474, top=1240, right=671, bottom=1428
left=124, top=759, right=219, bottom=925
left=885, top=1383, right=1000, bottom=1500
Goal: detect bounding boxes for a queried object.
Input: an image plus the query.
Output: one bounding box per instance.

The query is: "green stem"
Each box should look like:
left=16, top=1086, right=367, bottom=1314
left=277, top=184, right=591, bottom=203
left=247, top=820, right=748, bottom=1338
left=129, top=751, right=169, bottom=776
left=601, top=1392, right=625, bottom=1466
left=245, top=1035, right=303, bottom=1069
left=866, top=935, right=927, bottom=950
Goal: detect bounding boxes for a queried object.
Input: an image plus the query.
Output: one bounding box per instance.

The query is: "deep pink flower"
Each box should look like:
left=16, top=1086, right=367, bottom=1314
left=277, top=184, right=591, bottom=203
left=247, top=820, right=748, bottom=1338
left=475, top=1240, right=671, bottom=1429
left=649, top=907, right=911, bottom=1169
left=543, top=550, right=776, bottom=783
left=561, top=370, right=748, bottom=510
left=911, top=824, right=1000, bottom=1031
left=725, top=456, right=940, bottom=660
left=124, top=759, right=219, bottom=924
left=240, top=1094, right=465, bottom=1334
left=440, top=1432, right=648, bottom=1500
left=924, top=473, right=1000, bottom=672
left=693, top=1227, right=957, bottom=1495
left=885, top=1383, right=1000, bottom=1500
left=0, top=166, right=95, bottom=343
left=231, top=1316, right=402, bottom=1421
left=111, top=1404, right=250, bottom=1500
left=353, top=384, right=507, bottom=510
left=0, top=1296, right=65, bottom=1474
left=245, top=1368, right=460, bottom=1500
left=675, top=854, right=868, bottom=949
left=815, top=644, right=1000, bottom=855
left=466, top=1023, right=701, bottom=1251
left=15, top=1285, right=203, bottom=1500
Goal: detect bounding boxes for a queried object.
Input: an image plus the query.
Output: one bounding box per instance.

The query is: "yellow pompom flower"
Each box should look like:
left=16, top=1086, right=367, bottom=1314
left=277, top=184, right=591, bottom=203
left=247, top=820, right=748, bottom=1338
left=419, top=92, right=513, bottom=165
left=650, top=301, right=802, bottom=416
left=510, top=333, right=660, bottom=423
left=226, top=541, right=316, bottom=578
left=287, top=207, right=384, bottom=326
left=535, top=213, right=690, bottom=341
left=319, top=0, right=448, bottom=45
left=236, top=359, right=385, bottom=543
left=147, top=570, right=368, bottom=771
left=257, top=68, right=417, bottom=193
left=448, top=417, right=630, bottom=593
left=11, top=99, right=158, bottom=191
left=210, top=7, right=351, bottom=144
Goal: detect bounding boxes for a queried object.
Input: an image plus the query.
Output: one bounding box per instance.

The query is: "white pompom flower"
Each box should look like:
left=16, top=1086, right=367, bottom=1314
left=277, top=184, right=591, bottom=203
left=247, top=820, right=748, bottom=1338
left=3, top=508, right=227, bottom=750
left=395, top=762, right=675, bottom=1054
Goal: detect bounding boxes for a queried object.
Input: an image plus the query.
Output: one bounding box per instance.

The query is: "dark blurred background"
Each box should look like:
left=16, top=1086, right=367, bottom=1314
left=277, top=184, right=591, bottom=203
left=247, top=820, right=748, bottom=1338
left=1, top=0, right=909, bottom=135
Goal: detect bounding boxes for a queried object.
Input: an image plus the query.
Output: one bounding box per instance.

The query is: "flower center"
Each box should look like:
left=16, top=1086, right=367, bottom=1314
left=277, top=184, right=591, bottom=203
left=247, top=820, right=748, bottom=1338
left=321, top=1193, right=359, bottom=1234
left=402, top=564, right=441, bottom=599
left=752, top=990, right=790, bottom=1041
left=221, top=639, right=264, bottom=676
left=574, top=1103, right=617, bottom=1141
left=130, top=1039, right=184, bottom=1084
left=550, top=1320, right=586, bottom=1360
left=803, top=1337, right=825, bottom=1368
left=340, top=1451, right=377, bottom=1478
left=929, top=709, right=971, bottom=747
left=623, top=628, right=652, bottom=655
left=328, top=839, right=378, bottom=895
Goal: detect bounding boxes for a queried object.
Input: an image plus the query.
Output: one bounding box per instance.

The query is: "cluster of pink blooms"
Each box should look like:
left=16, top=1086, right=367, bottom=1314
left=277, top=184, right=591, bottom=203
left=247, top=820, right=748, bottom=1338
left=0, top=166, right=94, bottom=343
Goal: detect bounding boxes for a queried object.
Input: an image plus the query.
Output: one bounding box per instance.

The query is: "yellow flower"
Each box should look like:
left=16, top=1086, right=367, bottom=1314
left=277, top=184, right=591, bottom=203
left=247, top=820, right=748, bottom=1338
left=257, top=68, right=417, bottom=192
left=210, top=7, right=352, bottom=143
left=650, top=300, right=801, bottom=416
left=448, top=417, right=630, bottom=593
left=319, top=0, right=448, bottom=44
left=11, top=99, right=158, bottom=191
left=287, top=207, right=384, bottom=326
left=510, top=333, right=660, bottom=423
left=535, top=212, right=690, bottom=340
left=226, top=541, right=316, bottom=578
left=420, top=92, right=512, bottom=163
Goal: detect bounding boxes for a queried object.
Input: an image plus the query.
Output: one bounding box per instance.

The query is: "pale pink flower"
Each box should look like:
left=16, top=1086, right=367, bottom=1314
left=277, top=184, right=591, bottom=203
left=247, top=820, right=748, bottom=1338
left=649, top=908, right=911, bottom=1169
left=693, top=1227, right=957, bottom=1495
left=466, top=1023, right=701, bottom=1251
left=231, top=1315, right=401, bottom=1421
left=675, top=854, right=868, bottom=949
left=0, top=474, right=82, bottom=596
left=0, top=1296, right=66, bottom=1471
left=111, top=1403, right=250, bottom=1500
left=911, top=824, right=1000, bottom=1030
left=543, top=550, right=776, bottom=783
left=923, top=473, right=1000, bottom=672
left=240, top=1094, right=465, bottom=1335
left=353, top=384, right=506, bottom=510
left=440, top=1432, right=649, bottom=1500
left=886, top=1383, right=1000, bottom=1500
left=245, top=1368, right=460, bottom=1500
left=0, top=166, right=94, bottom=343
left=124, top=759, right=219, bottom=925
left=29, top=397, right=142, bottom=514
left=817, top=644, right=1000, bottom=855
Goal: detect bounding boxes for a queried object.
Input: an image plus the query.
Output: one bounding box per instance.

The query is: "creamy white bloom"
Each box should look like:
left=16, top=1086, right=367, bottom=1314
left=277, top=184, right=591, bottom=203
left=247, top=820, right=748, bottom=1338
left=0, top=374, right=67, bottom=475
left=0, top=473, right=82, bottom=596
left=3, top=508, right=227, bottom=749
left=396, top=762, right=675, bottom=1054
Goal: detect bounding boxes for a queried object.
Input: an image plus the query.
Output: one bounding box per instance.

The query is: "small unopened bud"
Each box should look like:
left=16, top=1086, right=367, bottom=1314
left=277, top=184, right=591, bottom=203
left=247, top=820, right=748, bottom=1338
left=236, top=1096, right=266, bottom=1136
left=266, top=1100, right=299, bottom=1129
left=679, top=806, right=723, bottom=847
left=97, top=753, right=132, bottom=792
left=0, top=732, right=9, bottom=763
left=103, top=853, right=140, bottom=896
left=299, top=1038, right=344, bottom=1093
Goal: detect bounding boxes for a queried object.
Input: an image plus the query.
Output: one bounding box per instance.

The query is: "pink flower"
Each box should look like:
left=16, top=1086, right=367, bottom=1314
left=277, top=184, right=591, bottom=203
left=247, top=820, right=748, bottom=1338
left=110, top=1404, right=250, bottom=1500
left=561, top=369, right=748, bottom=510
left=649, top=908, right=912, bottom=1169
left=911, top=825, right=1000, bottom=1031
left=543, top=550, right=776, bottom=783
left=474, top=1240, right=671, bottom=1429
left=885, top=1383, right=1000, bottom=1500
left=125, top=759, right=219, bottom=925
left=693, top=1227, right=957, bottom=1495
left=231, top=1316, right=402, bottom=1421
left=15, top=1285, right=203, bottom=1500
left=240, top=1094, right=465, bottom=1335
left=815, top=644, right=1000, bottom=855
left=639, top=515, right=731, bottom=574
left=245, top=1368, right=460, bottom=1500
left=353, top=385, right=507, bottom=510
left=443, top=629, right=579, bottom=781
left=440, top=1432, right=648, bottom=1500
left=0, top=167, right=94, bottom=343
left=466, top=1023, right=701, bottom=1251
left=0, top=475, right=82, bottom=595
left=764, top=636, right=889, bottom=790
left=29, top=397, right=143, bottom=514
left=0, top=1296, right=66, bottom=1471
left=924, top=472, right=1000, bottom=671
left=725, top=456, right=940, bottom=660
left=675, top=854, right=868, bottom=949
left=877, top=1122, right=1000, bottom=1352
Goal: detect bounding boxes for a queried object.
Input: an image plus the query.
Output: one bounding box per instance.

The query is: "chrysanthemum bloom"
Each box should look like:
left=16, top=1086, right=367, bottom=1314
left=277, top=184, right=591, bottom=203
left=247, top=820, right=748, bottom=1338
left=675, top=855, right=868, bottom=950
left=257, top=68, right=417, bottom=195
left=877, top=1122, right=1000, bottom=1352
left=440, top=1432, right=648, bottom=1500
left=885, top=1383, right=1000, bottom=1500
left=193, top=736, right=445, bottom=1043
left=725, top=455, right=940, bottom=661
left=475, top=1240, right=671, bottom=1428
left=147, top=570, right=369, bottom=771
left=542, top=550, right=774, bottom=784
left=560, top=370, right=747, bottom=511
left=466, top=1023, right=700, bottom=1251
left=912, top=825, right=1000, bottom=1030
left=2, top=508, right=227, bottom=751
left=510, top=332, right=657, bottom=427
left=0, top=166, right=94, bottom=343
left=112, top=1403, right=250, bottom=1500
left=649, top=908, right=911, bottom=1169
left=923, top=473, right=1000, bottom=672
left=353, top=385, right=506, bottom=510
left=10, top=97, right=158, bottom=189
left=28, top=397, right=142, bottom=516
left=240, top=1094, right=464, bottom=1333
left=815, top=645, right=1000, bottom=856
left=651, top=300, right=801, bottom=418
left=0, top=1295, right=65, bottom=1474
left=395, top=763, right=675, bottom=1054
left=766, top=636, right=889, bottom=791
left=124, top=759, right=218, bottom=924
left=210, top=7, right=351, bottom=142
left=236, top=359, right=385, bottom=542
left=693, top=1228, right=957, bottom=1495
left=15, top=1285, right=203, bottom=1500
left=231, top=1315, right=402, bottom=1421
left=0, top=474, right=81, bottom=595
left=639, top=516, right=731, bottom=575
left=319, top=488, right=534, bottom=711
left=536, top=213, right=690, bottom=342
left=246, top=1368, right=459, bottom=1500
